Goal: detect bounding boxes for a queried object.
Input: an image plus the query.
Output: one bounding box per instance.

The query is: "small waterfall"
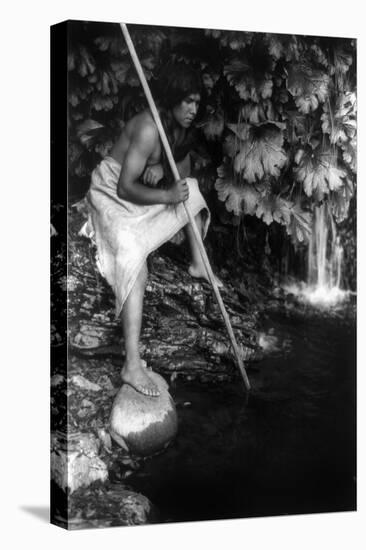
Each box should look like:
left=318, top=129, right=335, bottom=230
left=284, top=203, right=348, bottom=307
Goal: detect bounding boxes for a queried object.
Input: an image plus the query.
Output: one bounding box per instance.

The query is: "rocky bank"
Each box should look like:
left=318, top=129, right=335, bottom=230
left=51, top=206, right=272, bottom=528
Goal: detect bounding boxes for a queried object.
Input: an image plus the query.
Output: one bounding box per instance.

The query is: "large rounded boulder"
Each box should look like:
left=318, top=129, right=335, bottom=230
left=109, top=371, right=178, bottom=456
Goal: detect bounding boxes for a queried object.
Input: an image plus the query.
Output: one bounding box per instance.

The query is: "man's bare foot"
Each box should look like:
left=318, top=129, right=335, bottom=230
left=121, top=360, right=160, bottom=397
left=188, top=264, right=224, bottom=288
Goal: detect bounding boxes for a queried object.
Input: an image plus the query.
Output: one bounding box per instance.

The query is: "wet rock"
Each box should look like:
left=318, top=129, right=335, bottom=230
left=97, top=375, right=115, bottom=392
left=67, top=274, right=79, bottom=292
left=51, top=432, right=108, bottom=493
left=109, top=372, right=178, bottom=456
left=71, top=375, right=102, bottom=392
left=72, top=323, right=117, bottom=349
left=115, top=489, right=154, bottom=525
left=78, top=398, right=96, bottom=418
left=67, top=208, right=263, bottom=383
left=195, top=326, right=254, bottom=363
left=97, top=428, right=112, bottom=452
left=67, top=484, right=156, bottom=528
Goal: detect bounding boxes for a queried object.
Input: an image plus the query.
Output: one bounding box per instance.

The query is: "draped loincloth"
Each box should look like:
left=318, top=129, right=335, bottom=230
left=80, top=155, right=210, bottom=318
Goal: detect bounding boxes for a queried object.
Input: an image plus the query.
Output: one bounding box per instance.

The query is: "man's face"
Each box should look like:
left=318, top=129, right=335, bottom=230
left=172, top=93, right=201, bottom=128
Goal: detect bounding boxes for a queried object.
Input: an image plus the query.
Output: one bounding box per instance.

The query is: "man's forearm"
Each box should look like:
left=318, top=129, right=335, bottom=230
left=117, top=179, right=170, bottom=205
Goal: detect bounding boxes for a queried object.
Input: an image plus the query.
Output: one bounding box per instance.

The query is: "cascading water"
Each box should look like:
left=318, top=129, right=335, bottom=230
left=285, top=203, right=348, bottom=306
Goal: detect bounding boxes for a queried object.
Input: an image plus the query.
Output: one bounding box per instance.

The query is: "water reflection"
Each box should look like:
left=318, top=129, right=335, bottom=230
left=124, top=307, right=356, bottom=522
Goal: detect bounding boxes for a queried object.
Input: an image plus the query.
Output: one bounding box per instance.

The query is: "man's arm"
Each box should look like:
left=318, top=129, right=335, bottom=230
left=142, top=153, right=191, bottom=187
left=118, top=122, right=190, bottom=205
left=117, top=123, right=170, bottom=205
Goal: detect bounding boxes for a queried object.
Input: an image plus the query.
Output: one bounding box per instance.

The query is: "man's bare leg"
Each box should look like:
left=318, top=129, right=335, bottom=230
left=120, top=262, right=160, bottom=397
left=185, top=211, right=223, bottom=287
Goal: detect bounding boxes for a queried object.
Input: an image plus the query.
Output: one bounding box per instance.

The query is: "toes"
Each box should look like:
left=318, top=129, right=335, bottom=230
left=136, top=384, right=160, bottom=397
left=137, top=384, right=150, bottom=396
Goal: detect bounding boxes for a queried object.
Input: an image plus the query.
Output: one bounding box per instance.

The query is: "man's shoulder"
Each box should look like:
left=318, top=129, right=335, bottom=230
left=129, top=110, right=158, bottom=138
left=123, top=110, right=161, bottom=157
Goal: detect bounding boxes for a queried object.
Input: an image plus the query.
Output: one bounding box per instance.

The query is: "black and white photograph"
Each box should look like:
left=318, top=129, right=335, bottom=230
left=49, top=19, right=357, bottom=530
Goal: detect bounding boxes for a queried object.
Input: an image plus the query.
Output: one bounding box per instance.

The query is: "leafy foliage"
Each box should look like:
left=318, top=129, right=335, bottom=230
left=286, top=62, right=330, bottom=114
left=321, top=92, right=356, bottom=145
left=215, top=161, right=260, bottom=216
left=198, top=105, right=225, bottom=140
left=67, top=23, right=356, bottom=249
left=294, top=147, right=347, bottom=200
left=215, top=160, right=312, bottom=244
left=224, top=43, right=275, bottom=102
left=232, top=123, right=288, bottom=182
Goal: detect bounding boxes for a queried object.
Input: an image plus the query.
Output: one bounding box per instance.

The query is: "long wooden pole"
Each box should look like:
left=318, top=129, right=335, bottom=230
left=120, top=23, right=250, bottom=391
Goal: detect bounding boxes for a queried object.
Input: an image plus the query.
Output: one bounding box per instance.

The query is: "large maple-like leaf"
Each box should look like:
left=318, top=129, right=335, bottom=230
left=226, top=122, right=251, bottom=141
left=309, top=44, right=329, bottom=69
left=265, top=34, right=302, bottom=62
left=91, top=95, right=114, bottom=112
left=215, top=162, right=260, bottom=215
left=255, top=194, right=292, bottom=226
left=76, top=119, right=104, bottom=146
left=233, top=124, right=287, bottom=182
left=69, top=93, right=79, bottom=107
left=202, top=71, right=220, bottom=95
left=321, top=92, right=356, bottom=144
left=68, top=142, right=83, bottom=164
left=266, top=35, right=284, bottom=60
left=136, top=29, right=166, bottom=56
left=95, top=35, right=126, bottom=57
left=283, top=109, right=310, bottom=145
left=110, top=60, right=130, bottom=84
left=256, top=192, right=312, bottom=243
left=240, top=100, right=277, bottom=124
left=332, top=46, right=354, bottom=75
left=198, top=106, right=225, bottom=140
left=224, top=53, right=274, bottom=103
left=223, top=125, right=286, bottom=164
left=341, top=136, right=357, bottom=173
left=234, top=77, right=273, bottom=102
left=285, top=201, right=312, bottom=243
left=215, top=159, right=312, bottom=241
left=223, top=133, right=240, bottom=159
left=294, top=147, right=347, bottom=200
left=329, top=177, right=354, bottom=222
left=287, top=63, right=330, bottom=114
left=222, top=123, right=251, bottom=160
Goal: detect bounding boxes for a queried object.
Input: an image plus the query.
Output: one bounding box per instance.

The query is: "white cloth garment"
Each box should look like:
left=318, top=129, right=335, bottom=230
left=81, top=155, right=210, bottom=317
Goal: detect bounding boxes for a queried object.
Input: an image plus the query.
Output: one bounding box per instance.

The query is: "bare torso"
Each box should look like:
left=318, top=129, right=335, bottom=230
left=109, top=110, right=163, bottom=168
left=108, top=107, right=190, bottom=206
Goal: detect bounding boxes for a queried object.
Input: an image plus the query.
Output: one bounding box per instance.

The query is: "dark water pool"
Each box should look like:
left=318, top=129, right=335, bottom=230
left=125, top=306, right=356, bottom=523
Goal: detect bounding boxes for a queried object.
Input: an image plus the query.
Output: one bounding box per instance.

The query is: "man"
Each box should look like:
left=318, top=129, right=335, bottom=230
left=85, top=64, right=221, bottom=398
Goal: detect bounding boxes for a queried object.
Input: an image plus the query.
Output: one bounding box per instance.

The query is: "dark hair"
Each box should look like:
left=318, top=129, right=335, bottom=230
left=154, top=63, right=203, bottom=185
left=156, top=63, right=204, bottom=110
